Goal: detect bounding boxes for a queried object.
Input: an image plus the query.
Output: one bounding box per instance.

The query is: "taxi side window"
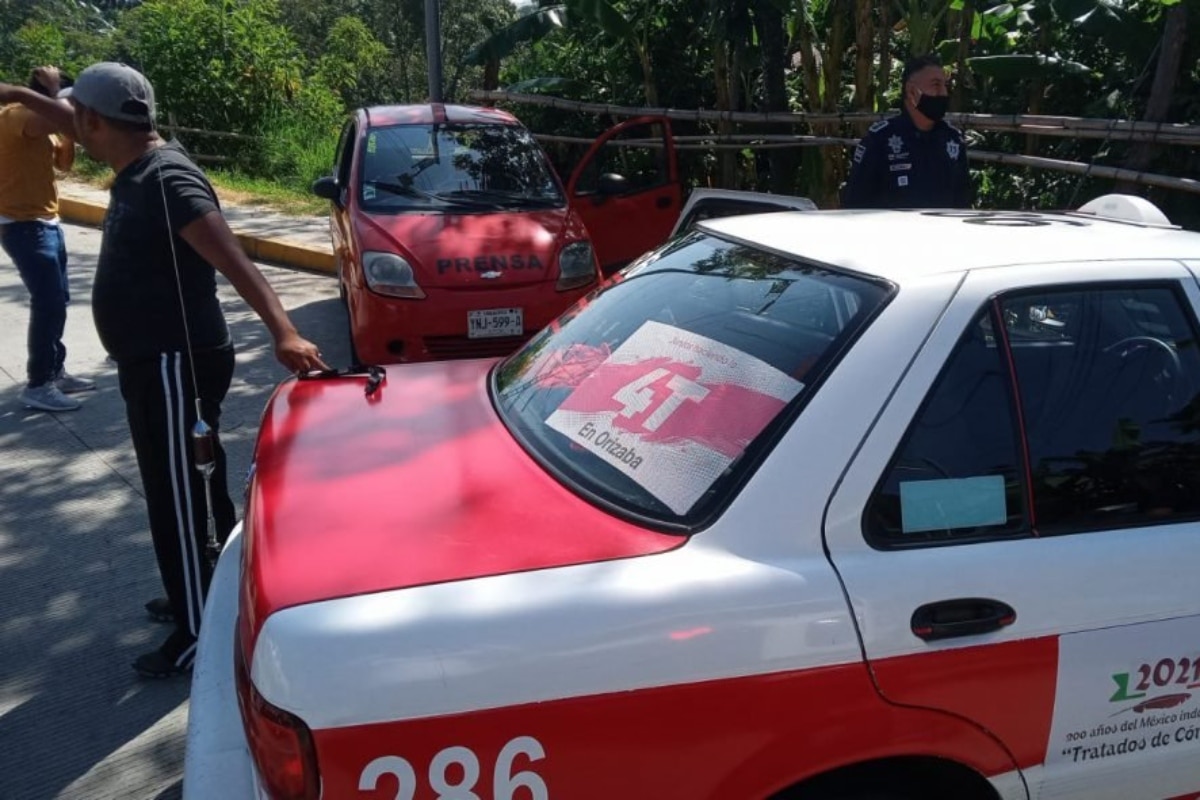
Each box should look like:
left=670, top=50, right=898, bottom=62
left=866, top=308, right=1028, bottom=546
left=1006, top=284, right=1200, bottom=533
left=335, top=121, right=356, bottom=188
left=575, top=123, right=669, bottom=195
left=867, top=282, right=1200, bottom=548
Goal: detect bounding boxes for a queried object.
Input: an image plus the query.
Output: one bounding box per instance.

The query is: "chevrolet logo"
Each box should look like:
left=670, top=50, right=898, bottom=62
left=480, top=271, right=503, bottom=280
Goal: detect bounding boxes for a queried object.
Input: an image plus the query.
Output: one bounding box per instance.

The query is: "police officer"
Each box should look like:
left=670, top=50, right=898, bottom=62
left=842, top=54, right=971, bottom=209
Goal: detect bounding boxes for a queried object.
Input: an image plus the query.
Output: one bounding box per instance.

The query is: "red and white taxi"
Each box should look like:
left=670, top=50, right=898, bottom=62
left=186, top=195, right=1200, bottom=800
left=312, top=104, right=681, bottom=364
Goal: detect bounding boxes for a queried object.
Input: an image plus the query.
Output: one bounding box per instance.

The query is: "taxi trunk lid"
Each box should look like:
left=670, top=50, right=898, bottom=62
left=241, top=359, right=680, bottom=647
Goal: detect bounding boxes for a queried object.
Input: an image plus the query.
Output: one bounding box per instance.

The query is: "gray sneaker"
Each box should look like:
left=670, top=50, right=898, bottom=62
left=54, top=370, right=96, bottom=394
left=20, top=383, right=82, bottom=412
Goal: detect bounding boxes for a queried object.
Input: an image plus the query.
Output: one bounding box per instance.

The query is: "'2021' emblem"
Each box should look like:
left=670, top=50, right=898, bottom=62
left=359, top=736, right=548, bottom=799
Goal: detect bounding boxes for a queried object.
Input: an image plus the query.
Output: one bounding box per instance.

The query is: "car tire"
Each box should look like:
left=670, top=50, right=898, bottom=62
left=335, top=256, right=347, bottom=302
left=778, top=783, right=929, bottom=800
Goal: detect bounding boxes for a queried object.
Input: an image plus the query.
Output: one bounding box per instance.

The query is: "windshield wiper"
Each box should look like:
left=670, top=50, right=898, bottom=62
left=443, top=188, right=563, bottom=208
left=370, top=181, right=500, bottom=210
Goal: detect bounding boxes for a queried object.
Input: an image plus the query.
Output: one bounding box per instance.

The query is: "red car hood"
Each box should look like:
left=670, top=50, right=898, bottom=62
left=355, top=207, right=576, bottom=289
left=242, top=360, right=681, bottom=642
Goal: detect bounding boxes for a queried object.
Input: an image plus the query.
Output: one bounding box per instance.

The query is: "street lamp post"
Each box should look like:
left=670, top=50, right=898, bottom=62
left=425, top=0, right=443, bottom=102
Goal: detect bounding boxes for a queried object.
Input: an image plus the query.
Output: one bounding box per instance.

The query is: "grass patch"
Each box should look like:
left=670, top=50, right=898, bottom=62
left=205, top=169, right=328, bottom=216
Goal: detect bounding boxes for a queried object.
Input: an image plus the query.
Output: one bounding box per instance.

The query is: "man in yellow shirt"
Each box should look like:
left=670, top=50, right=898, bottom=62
left=0, top=66, right=94, bottom=412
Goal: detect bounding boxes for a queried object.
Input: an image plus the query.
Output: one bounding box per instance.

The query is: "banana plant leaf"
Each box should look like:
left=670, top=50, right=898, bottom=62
left=1066, top=0, right=1160, bottom=59
left=566, top=0, right=638, bottom=46
left=967, top=53, right=1095, bottom=80
left=462, top=5, right=568, bottom=67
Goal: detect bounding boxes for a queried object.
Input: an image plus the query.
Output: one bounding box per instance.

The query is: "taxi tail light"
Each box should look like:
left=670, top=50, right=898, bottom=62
left=235, top=630, right=320, bottom=800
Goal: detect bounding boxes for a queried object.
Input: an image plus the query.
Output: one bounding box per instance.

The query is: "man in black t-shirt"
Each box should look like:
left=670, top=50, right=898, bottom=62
left=1, top=63, right=328, bottom=678
left=842, top=55, right=972, bottom=209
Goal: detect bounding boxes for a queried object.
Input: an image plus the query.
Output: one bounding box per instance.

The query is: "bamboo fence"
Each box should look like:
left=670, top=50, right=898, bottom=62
left=476, top=90, right=1200, bottom=196
left=471, top=90, right=1200, bottom=147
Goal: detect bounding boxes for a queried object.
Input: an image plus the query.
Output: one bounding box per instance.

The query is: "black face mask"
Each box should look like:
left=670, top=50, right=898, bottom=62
left=915, top=92, right=950, bottom=122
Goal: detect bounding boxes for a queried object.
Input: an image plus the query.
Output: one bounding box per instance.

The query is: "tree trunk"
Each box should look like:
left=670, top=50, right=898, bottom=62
left=1026, top=25, right=1052, bottom=155
left=714, top=38, right=738, bottom=188
left=823, top=0, right=845, bottom=114
left=483, top=59, right=500, bottom=92
left=637, top=44, right=659, bottom=107
left=755, top=0, right=791, bottom=192
left=877, top=2, right=892, bottom=110
left=820, top=0, right=848, bottom=207
left=795, top=8, right=822, bottom=109
left=1120, top=2, right=1189, bottom=190
left=853, top=0, right=874, bottom=111
left=952, top=1, right=972, bottom=112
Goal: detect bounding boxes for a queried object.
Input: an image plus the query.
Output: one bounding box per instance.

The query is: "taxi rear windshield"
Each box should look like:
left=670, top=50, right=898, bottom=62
left=494, top=233, right=890, bottom=529
left=359, top=123, right=563, bottom=211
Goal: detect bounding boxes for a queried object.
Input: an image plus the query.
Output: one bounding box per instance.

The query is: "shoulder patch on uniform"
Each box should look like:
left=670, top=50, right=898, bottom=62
left=853, top=144, right=867, bottom=163
left=868, top=119, right=890, bottom=134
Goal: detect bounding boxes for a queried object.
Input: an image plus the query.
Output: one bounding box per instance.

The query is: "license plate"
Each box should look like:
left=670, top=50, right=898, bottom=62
left=467, top=307, right=523, bottom=339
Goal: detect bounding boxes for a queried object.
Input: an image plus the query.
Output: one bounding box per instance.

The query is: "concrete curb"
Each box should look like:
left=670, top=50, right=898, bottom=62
left=59, top=196, right=336, bottom=276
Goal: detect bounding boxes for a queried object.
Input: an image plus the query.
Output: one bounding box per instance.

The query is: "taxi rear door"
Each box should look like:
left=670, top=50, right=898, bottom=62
left=566, top=116, right=681, bottom=275
left=824, top=258, right=1200, bottom=800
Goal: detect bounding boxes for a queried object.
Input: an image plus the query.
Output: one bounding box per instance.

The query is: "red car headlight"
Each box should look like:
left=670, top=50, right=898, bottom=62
left=364, top=251, right=426, bottom=299
left=556, top=241, right=598, bottom=291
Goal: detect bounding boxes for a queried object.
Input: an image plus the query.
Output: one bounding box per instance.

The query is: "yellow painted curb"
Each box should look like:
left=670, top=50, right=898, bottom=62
left=59, top=197, right=106, bottom=227
left=59, top=195, right=335, bottom=275
left=234, top=233, right=336, bottom=275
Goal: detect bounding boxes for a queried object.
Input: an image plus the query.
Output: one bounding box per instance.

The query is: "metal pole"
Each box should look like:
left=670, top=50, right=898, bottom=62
left=425, top=0, right=443, bottom=102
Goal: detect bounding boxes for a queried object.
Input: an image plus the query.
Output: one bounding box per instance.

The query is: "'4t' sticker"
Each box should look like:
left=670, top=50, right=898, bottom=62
left=544, top=321, right=802, bottom=514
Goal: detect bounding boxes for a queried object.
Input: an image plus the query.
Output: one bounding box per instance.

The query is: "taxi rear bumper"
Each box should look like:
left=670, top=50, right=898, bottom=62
left=183, top=525, right=258, bottom=799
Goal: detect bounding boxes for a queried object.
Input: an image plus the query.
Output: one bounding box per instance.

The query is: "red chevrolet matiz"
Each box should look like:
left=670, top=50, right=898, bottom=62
left=313, top=104, right=680, bottom=364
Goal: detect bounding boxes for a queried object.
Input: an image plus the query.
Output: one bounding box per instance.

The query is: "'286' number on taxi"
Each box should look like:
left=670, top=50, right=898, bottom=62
left=359, top=736, right=548, bottom=799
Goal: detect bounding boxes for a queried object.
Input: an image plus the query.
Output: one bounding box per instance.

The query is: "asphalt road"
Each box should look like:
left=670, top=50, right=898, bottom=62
left=0, top=222, right=348, bottom=799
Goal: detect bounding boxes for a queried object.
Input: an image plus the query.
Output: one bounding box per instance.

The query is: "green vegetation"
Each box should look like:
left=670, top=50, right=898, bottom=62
left=2, top=0, right=1196, bottom=224
left=203, top=169, right=330, bottom=215
left=1, top=0, right=516, bottom=199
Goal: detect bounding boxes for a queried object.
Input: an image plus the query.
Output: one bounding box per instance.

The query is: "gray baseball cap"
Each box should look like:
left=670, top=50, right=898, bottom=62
left=58, top=62, right=156, bottom=127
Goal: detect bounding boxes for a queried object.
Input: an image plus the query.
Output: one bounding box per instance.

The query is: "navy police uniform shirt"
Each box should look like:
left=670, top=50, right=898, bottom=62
left=841, top=110, right=971, bottom=209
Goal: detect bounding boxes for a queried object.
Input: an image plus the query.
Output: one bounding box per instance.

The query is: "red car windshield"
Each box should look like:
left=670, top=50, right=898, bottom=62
left=493, top=233, right=892, bottom=529
left=358, top=123, right=564, bottom=211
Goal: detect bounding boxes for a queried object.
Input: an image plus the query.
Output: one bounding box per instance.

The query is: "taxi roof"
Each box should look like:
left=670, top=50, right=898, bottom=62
left=363, top=103, right=520, bottom=128
left=700, top=208, right=1200, bottom=283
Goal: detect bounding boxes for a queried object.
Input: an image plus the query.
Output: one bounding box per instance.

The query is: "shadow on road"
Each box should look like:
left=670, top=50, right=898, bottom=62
left=0, top=237, right=345, bottom=799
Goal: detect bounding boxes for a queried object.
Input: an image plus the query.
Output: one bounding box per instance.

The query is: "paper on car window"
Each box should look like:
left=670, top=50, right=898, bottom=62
left=545, top=321, right=803, bottom=514
left=899, top=475, right=1007, bottom=533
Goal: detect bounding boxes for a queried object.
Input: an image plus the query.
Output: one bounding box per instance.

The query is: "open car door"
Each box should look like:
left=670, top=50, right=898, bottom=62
left=567, top=116, right=681, bottom=276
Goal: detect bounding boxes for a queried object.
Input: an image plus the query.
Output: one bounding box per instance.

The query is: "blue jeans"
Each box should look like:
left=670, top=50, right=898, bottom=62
left=1, top=221, right=69, bottom=387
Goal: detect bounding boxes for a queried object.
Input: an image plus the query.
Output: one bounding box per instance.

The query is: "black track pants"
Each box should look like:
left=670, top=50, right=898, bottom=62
left=118, top=348, right=237, bottom=643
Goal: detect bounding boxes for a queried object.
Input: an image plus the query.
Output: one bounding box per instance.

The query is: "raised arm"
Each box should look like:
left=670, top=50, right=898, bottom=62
left=0, top=80, right=74, bottom=138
